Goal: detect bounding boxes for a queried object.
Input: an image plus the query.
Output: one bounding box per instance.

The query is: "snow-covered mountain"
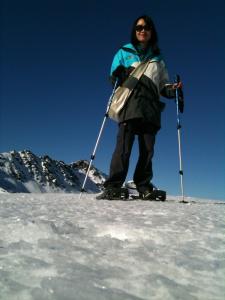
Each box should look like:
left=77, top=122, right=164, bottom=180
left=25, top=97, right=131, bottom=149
left=0, top=150, right=106, bottom=193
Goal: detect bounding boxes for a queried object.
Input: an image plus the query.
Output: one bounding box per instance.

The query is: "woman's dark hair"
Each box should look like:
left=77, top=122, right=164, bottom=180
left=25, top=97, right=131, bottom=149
left=131, top=15, right=160, bottom=55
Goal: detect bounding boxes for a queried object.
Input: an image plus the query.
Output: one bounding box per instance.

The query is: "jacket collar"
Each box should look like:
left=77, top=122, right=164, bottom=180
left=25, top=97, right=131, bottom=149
left=121, top=43, right=162, bottom=62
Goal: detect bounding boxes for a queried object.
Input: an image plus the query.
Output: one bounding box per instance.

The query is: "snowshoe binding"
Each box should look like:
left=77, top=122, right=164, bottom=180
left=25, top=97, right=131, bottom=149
left=96, top=187, right=129, bottom=200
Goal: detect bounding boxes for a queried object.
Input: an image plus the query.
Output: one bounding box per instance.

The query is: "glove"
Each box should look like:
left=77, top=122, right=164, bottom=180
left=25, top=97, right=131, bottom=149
left=112, top=65, right=126, bottom=78
left=111, top=65, right=134, bottom=86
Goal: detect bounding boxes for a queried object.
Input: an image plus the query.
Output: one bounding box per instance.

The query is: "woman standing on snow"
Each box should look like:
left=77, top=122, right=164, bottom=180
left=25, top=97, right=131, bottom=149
left=97, top=15, right=181, bottom=200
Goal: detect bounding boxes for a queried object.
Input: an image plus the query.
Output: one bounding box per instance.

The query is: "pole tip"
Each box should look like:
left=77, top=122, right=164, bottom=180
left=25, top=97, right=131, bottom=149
left=79, top=188, right=86, bottom=199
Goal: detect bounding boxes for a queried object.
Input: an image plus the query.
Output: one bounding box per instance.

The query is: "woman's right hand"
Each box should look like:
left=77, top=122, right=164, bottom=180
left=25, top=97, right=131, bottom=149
left=112, top=65, right=135, bottom=86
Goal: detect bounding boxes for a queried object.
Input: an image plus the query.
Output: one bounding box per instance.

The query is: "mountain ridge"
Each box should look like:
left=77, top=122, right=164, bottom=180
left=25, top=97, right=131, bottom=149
left=0, top=150, right=106, bottom=193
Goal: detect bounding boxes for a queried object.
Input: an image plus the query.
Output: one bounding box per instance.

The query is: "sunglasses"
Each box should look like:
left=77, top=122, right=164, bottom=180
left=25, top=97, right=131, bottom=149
left=135, top=25, right=151, bottom=32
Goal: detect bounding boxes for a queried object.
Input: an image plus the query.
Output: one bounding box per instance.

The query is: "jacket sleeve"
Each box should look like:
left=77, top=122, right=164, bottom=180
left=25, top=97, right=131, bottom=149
left=159, top=60, right=176, bottom=99
left=110, top=49, right=124, bottom=76
left=109, top=49, right=135, bottom=86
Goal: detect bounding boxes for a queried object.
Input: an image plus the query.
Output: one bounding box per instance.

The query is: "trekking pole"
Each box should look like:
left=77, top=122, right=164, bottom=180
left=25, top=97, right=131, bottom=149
left=174, top=75, right=186, bottom=203
left=79, top=79, right=118, bottom=199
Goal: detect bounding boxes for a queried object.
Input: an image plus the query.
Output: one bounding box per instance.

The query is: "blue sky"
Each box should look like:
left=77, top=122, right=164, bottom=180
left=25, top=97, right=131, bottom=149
left=1, top=0, right=225, bottom=200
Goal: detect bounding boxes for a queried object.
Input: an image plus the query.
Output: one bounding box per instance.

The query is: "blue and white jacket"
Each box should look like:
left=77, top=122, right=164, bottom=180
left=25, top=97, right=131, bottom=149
left=110, top=43, right=174, bottom=127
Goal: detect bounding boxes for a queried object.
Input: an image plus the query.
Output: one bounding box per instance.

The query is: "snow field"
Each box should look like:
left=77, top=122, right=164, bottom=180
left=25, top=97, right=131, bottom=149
left=0, top=193, right=224, bottom=300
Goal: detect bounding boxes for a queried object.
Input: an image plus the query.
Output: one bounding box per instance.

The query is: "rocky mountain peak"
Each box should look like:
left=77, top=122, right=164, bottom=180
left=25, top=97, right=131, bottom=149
left=0, top=150, right=106, bottom=193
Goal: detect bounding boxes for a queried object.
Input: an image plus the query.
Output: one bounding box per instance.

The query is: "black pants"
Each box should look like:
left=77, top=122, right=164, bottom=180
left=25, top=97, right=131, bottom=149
left=104, top=119, right=158, bottom=193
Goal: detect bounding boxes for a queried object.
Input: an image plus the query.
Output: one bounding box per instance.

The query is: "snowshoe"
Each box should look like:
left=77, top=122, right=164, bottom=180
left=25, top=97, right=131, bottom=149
left=140, top=189, right=166, bottom=201
left=125, top=181, right=166, bottom=201
left=96, top=187, right=129, bottom=200
left=130, top=189, right=166, bottom=201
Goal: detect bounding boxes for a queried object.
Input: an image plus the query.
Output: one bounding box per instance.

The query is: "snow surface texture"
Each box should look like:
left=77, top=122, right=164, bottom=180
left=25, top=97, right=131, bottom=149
left=0, top=194, right=224, bottom=300
left=0, top=150, right=106, bottom=193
